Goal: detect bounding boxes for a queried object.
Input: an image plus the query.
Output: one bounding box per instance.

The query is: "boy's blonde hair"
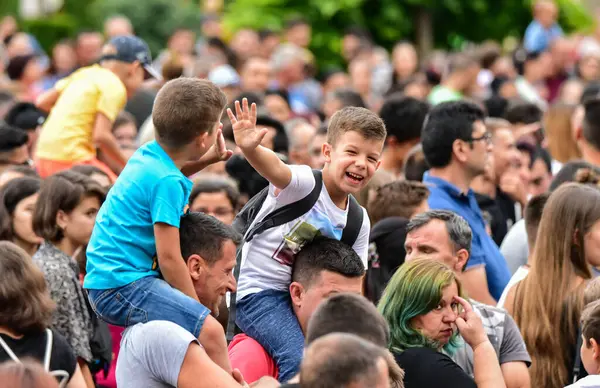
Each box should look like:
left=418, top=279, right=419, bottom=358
left=152, top=78, right=227, bottom=149
left=326, top=107, right=387, bottom=146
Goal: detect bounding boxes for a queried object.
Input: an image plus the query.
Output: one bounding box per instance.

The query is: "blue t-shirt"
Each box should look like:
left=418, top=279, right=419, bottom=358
left=423, top=173, right=511, bottom=301
left=523, top=21, right=563, bottom=53
left=84, top=141, right=193, bottom=290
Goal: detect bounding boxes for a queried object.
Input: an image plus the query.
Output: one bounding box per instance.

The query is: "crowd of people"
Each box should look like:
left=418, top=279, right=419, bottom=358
left=5, top=0, right=600, bottom=387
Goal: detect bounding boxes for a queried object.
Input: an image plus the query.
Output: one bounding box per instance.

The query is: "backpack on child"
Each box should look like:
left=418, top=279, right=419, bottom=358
left=226, top=169, right=364, bottom=341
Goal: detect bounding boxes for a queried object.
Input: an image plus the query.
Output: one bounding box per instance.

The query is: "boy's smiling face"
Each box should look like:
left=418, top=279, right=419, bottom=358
left=323, top=130, right=383, bottom=195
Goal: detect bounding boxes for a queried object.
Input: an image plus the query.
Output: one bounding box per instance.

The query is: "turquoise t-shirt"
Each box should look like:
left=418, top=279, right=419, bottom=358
left=84, top=141, right=193, bottom=290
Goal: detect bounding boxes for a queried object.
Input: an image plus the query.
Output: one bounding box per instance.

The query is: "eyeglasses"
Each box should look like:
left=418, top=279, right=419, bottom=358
left=467, top=132, right=492, bottom=144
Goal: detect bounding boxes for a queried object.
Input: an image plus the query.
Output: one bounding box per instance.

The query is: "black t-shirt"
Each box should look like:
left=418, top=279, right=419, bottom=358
left=0, top=329, right=77, bottom=383
left=394, top=347, right=476, bottom=388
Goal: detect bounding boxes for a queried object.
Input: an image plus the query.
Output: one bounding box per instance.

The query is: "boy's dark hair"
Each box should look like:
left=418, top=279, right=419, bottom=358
left=0, top=177, right=41, bottom=241
left=152, top=78, right=227, bottom=149
left=0, top=123, right=28, bottom=155
left=292, top=237, right=365, bottom=287
left=403, top=144, right=429, bottom=182
left=368, top=180, right=429, bottom=225
left=524, top=193, right=550, bottom=249
left=484, top=95, right=509, bottom=119
left=33, top=171, right=106, bottom=242
left=378, top=96, right=429, bottom=144
left=179, top=212, right=241, bottom=265
left=265, top=89, right=291, bottom=108
left=504, top=101, right=543, bottom=125
left=326, top=107, right=386, bottom=146
left=530, top=146, right=552, bottom=173
left=190, top=178, right=240, bottom=210
left=583, top=99, right=600, bottom=150
left=327, top=88, right=366, bottom=110
left=582, top=300, right=600, bottom=348
left=306, top=293, right=390, bottom=347
left=421, top=100, right=486, bottom=168
left=112, top=111, right=137, bottom=132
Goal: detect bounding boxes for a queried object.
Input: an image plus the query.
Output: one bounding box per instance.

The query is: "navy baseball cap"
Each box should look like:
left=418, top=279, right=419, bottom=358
left=100, top=35, right=161, bottom=80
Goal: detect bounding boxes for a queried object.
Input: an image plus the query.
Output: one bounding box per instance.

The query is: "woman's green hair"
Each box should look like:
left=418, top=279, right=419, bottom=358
left=378, top=258, right=465, bottom=355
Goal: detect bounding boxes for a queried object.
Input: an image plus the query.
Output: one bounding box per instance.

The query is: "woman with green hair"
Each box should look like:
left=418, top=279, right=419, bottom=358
left=378, top=258, right=505, bottom=388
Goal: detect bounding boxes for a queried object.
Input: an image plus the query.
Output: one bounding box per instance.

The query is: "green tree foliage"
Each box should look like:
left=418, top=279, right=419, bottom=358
left=223, top=0, right=593, bottom=68
left=90, top=0, right=202, bottom=56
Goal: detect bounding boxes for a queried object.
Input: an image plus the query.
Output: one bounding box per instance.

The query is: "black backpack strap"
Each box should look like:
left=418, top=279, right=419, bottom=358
left=244, top=170, right=323, bottom=242
left=340, top=195, right=364, bottom=246
left=573, top=325, right=583, bottom=383
left=227, top=169, right=323, bottom=342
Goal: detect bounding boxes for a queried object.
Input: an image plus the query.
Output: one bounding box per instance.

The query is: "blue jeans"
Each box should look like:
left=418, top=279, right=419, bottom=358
left=87, top=276, right=210, bottom=338
left=236, top=290, right=304, bottom=382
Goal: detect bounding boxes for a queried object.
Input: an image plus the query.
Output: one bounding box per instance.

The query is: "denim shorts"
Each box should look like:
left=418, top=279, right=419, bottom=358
left=87, top=276, right=210, bottom=338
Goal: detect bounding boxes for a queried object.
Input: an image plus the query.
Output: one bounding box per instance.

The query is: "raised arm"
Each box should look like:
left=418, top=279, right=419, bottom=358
left=227, top=98, right=291, bottom=190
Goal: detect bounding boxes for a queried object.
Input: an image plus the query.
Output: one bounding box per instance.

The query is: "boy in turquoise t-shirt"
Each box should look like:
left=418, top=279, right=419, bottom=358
left=85, top=78, right=233, bottom=372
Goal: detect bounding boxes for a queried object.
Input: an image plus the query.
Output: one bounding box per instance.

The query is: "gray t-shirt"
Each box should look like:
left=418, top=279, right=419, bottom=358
left=116, top=321, right=197, bottom=388
left=450, top=301, right=531, bottom=376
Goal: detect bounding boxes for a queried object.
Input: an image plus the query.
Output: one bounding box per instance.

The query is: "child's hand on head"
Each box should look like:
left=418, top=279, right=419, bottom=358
left=227, top=98, right=267, bottom=152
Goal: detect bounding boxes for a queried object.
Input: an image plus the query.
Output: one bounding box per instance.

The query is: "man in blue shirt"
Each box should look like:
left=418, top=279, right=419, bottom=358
left=420, top=100, right=511, bottom=304
left=524, top=0, right=563, bottom=53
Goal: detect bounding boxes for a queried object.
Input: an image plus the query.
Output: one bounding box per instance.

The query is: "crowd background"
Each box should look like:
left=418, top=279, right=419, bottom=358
left=5, top=0, right=600, bottom=387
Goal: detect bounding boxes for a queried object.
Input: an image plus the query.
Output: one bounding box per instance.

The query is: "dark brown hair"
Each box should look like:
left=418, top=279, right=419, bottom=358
left=326, top=106, right=387, bottom=146
left=524, top=192, right=550, bottom=249
left=0, top=241, right=55, bottom=334
left=33, top=171, right=105, bottom=242
left=368, top=180, right=429, bottom=225
left=152, top=78, right=227, bottom=149
left=582, top=300, right=600, bottom=348
left=112, top=111, right=137, bottom=132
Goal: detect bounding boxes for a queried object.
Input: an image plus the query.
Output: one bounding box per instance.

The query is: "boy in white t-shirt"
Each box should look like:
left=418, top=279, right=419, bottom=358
left=226, top=99, right=386, bottom=382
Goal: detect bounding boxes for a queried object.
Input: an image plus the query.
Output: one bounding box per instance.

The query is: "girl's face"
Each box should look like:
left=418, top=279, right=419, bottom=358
left=411, top=282, right=460, bottom=348
left=12, top=193, right=43, bottom=245
left=60, top=196, right=101, bottom=246
left=113, top=122, right=138, bottom=150
left=580, top=56, right=600, bottom=82
left=584, top=220, right=600, bottom=268
left=22, top=58, right=45, bottom=84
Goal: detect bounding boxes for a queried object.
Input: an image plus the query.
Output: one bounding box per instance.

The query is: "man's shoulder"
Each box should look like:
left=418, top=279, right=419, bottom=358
left=123, top=321, right=197, bottom=349
left=228, top=334, right=277, bottom=382
left=471, top=300, right=507, bottom=328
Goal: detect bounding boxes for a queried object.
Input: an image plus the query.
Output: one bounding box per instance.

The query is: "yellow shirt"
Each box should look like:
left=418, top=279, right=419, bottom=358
left=36, top=65, right=127, bottom=162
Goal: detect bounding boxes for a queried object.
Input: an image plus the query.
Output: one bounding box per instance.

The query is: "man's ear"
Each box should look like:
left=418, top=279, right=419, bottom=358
left=591, top=338, right=600, bottom=361
left=322, top=142, right=332, bottom=164
left=187, top=254, right=205, bottom=281
left=455, top=249, right=469, bottom=272
left=452, top=139, right=468, bottom=164
left=289, top=282, right=305, bottom=308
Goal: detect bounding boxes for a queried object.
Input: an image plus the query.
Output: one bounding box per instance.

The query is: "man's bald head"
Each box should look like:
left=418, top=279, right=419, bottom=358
left=300, top=333, right=390, bottom=388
